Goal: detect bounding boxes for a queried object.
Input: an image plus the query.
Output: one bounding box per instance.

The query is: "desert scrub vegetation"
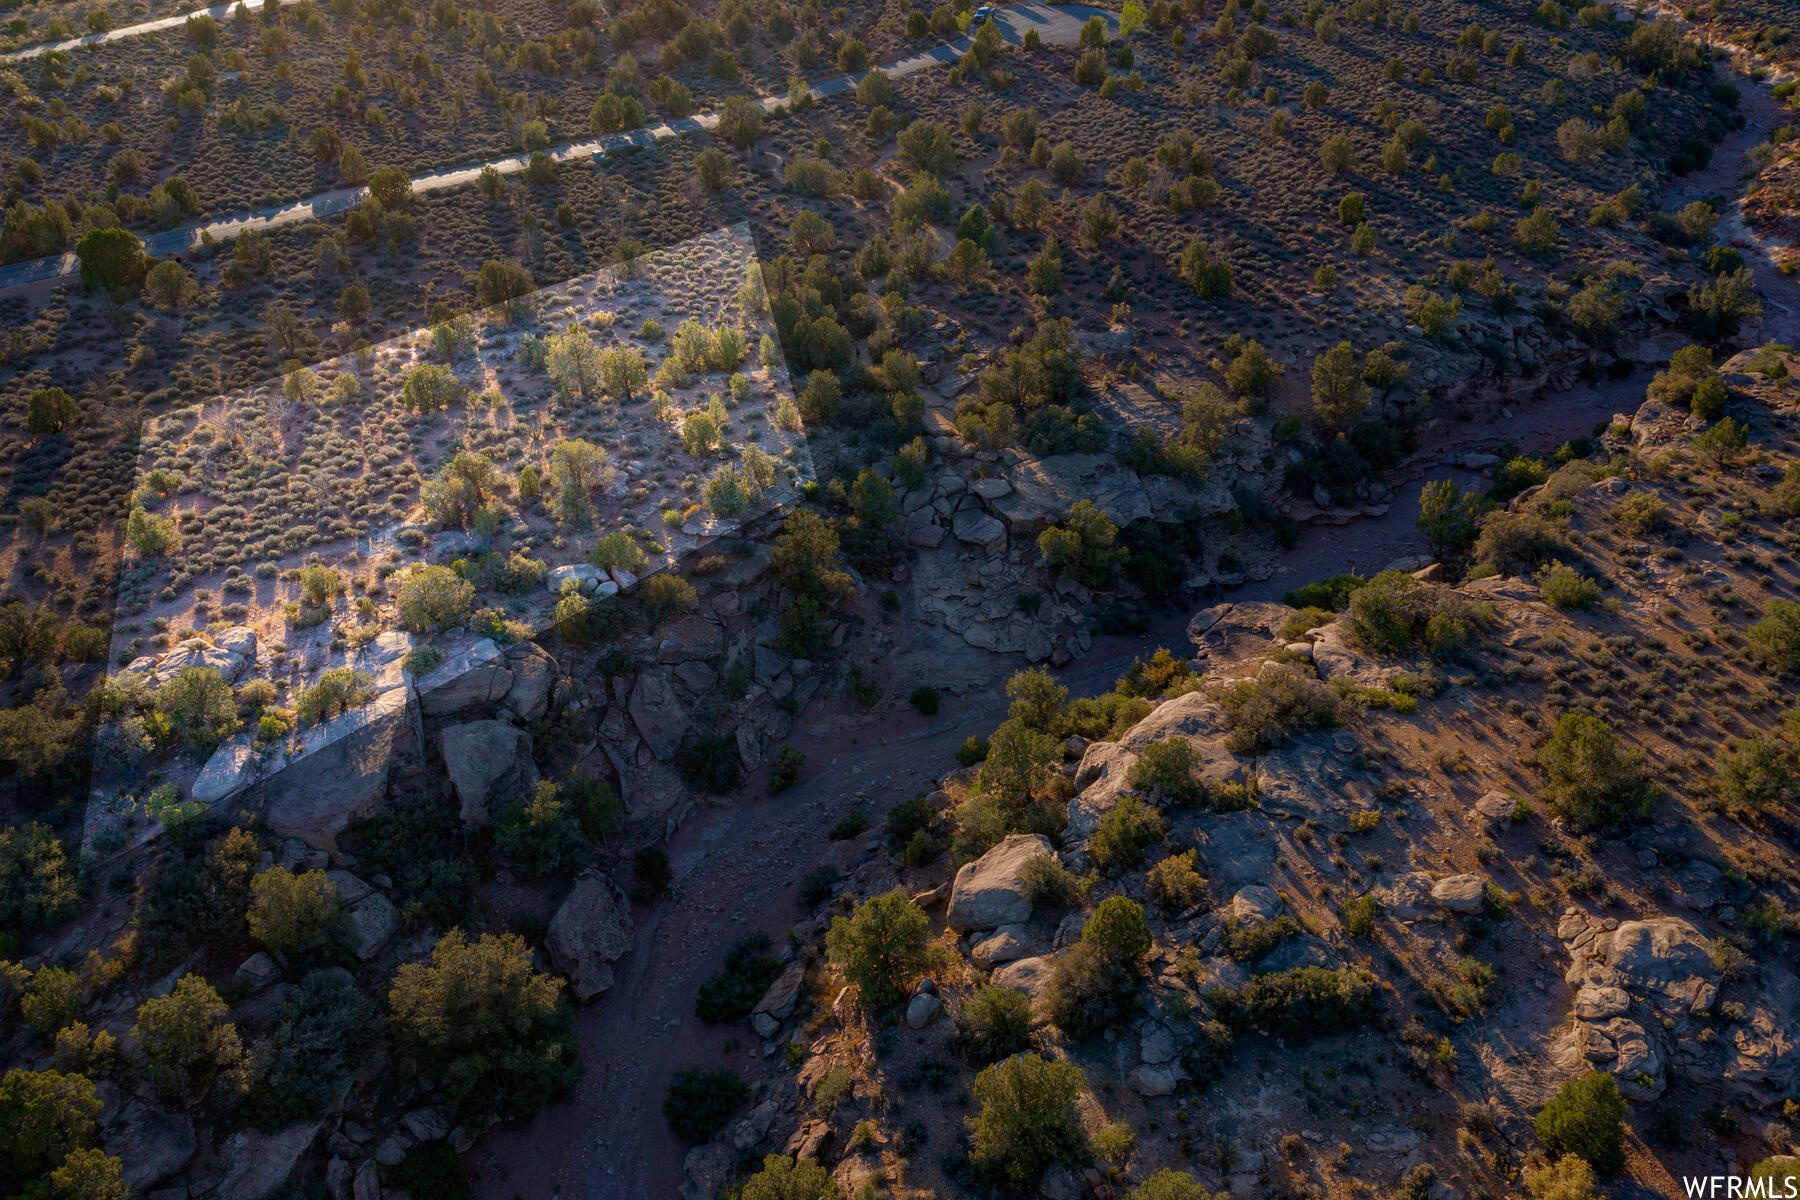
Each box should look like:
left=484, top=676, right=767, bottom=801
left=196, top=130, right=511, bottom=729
left=1345, top=569, right=1494, bottom=655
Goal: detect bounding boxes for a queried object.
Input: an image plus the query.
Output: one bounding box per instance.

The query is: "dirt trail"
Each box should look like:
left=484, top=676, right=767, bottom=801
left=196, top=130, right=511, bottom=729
left=472, top=36, right=1798, bottom=1200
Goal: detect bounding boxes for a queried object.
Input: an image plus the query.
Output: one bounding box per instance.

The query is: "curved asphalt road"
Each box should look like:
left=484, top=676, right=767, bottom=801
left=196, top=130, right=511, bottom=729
left=0, top=3, right=1113, bottom=293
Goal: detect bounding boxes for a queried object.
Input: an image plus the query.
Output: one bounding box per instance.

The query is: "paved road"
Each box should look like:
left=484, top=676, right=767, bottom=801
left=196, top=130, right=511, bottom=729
left=0, top=0, right=299, bottom=62
left=0, top=3, right=1112, bottom=293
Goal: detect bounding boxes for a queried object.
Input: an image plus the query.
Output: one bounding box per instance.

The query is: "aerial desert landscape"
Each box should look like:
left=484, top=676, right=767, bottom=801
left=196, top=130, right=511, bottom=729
left=0, top=0, right=1798, bottom=1199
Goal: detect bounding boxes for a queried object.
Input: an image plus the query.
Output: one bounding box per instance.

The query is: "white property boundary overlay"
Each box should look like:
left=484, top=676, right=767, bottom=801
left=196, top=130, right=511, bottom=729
left=82, top=221, right=814, bottom=861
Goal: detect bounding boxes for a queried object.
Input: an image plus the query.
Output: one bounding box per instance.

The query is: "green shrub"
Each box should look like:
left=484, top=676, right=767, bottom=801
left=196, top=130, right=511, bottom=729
left=1612, top=491, right=1666, bottom=536
left=966, top=1053, right=1087, bottom=1189
left=1284, top=573, right=1365, bottom=611
left=387, top=1141, right=469, bottom=1200
left=1346, top=571, right=1491, bottom=655
left=1224, top=915, right=1300, bottom=963
left=675, top=734, right=743, bottom=794
left=1341, top=894, right=1378, bottom=937
left=767, top=745, right=806, bottom=795
left=1148, top=849, right=1206, bottom=912
left=496, top=784, right=588, bottom=879
left=1210, top=965, right=1380, bottom=1036
left=828, top=811, right=870, bottom=840
left=884, top=796, right=934, bottom=847
left=247, top=868, right=343, bottom=957
left=1020, top=855, right=1080, bottom=908
left=798, top=865, right=841, bottom=907
left=908, top=686, right=942, bottom=715
left=1472, top=510, right=1572, bottom=574
left=957, top=985, right=1034, bottom=1063
left=1746, top=600, right=1800, bottom=672
left=249, top=968, right=378, bottom=1127
left=1045, top=941, right=1136, bottom=1040
left=0, top=824, right=79, bottom=953
left=1719, top=735, right=1798, bottom=813
left=1084, top=896, right=1152, bottom=964
left=662, top=1067, right=746, bottom=1141
left=1090, top=796, right=1165, bottom=874
left=388, top=931, right=576, bottom=1120
left=1536, top=1070, right=1626, bottom=1174
left=153, top=667, right=240, bottom=751
left=630, top=845, right=672, bottom=904
left=825, top=889, right=929, bottom=1008
left=740, top=1154, right=835, bottom=1200
left=1127, top=739, right=1207, bottom=805
left=695, top=933, right=783, bottom=1024
left=133, top=975, right=250, bottom=1104
left=1217, top=662, right=1338, bottom=753
left=1538, top=563, right=1603, bottom=609
left=395, top=565, right=474, bottom=633
left=21, top=966, right=81, bottom=1036
left=1523, top=1155, right=1599, bottom=1200
left=1540, top=713, right=1654, bottom=831
left=295, top=668, right=376, bottom=723
left=1177, top=1019, right=1236, bottom=1089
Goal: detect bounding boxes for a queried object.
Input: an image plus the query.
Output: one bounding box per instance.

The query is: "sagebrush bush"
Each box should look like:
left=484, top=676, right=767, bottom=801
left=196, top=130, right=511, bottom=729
left=1346, top=571, right=1491, bottom=655
left=1217, top=662, right=1339, bottom=753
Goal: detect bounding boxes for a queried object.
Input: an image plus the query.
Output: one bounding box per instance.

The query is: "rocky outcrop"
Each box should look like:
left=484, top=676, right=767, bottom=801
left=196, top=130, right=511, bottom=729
left=1561, top=911, right=1720, bottom=1015
left=256, top=681, right=419, bottom=850
left=1556, top=910, right=1723, bottom=1101
left=1307, top=622, right=1403, bottom=690
left=245, top=632, right=422, bottom=850
left=1430, top=875, right=1487, bottom=914
left=417, top=639, right=513, bottom=716
left=503, top=642, right=559, bottom=721
left=546, top=872, right=634, bottom=1002
left=215, top=1121, right=323, bottom=1200
left=751, top=964, right=806, bottom=1039
left=440, top=720, right=536, bottom=825
left=347, top=893, right=399, bottom=960
left=947, top=834, right=1053, bottom=931
left=628, top=671, right=690, bottom=760
left=106, top=1103, right=195, bottom=1191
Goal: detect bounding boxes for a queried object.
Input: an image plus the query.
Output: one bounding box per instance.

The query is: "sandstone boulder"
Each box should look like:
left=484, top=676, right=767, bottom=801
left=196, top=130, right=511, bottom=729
left=906, top=992, right=943, bottom=1029
left=990, top=955, right=1057, bottom=1022
left=947, top=834, right=1053, bottom=931
left=1562, top=912, right=1718, bottom=1014
left=106, top=1103, right=195, bottom=1191
left=971, top=924, right=1033, bottom=967
left=546, top=872, right=633, bottom=1002
left=1308, top=622, right=1401, bottom=690
left=255, top=682, right=419, bottom=850
left=1227, top=886, right=1283, bottom=925
left=347, top=893, right=399, bottom=960
left=417, top=639, right=513, bottom=716
left=628, top=671, right=690, bottom=760
left=440, top=720, right=536, bottom=825
left=683, top=1142, right=735, bottom=1200
left=1430, top=874, right=1487, bottom=914
left=503, top=642, right=559, bottom=722
left=216, top=1121, right=323, bottom=1200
